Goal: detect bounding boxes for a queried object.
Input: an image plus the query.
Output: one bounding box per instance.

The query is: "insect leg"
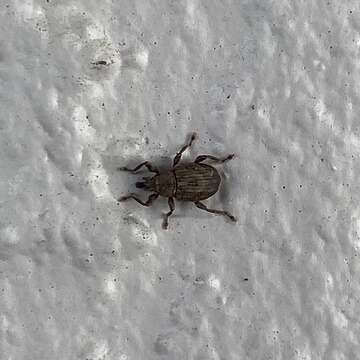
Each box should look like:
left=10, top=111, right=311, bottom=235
left=194, top=154, right=235, bottom=164
left=194, top=201, right=236, bottom=222
left=162, top=197, right=175, bottom=229
left=173, top=133, right=196, bottom=167
left=118, top=193, right=159, bottom=206
left=118, top=161, right=159, bottom=174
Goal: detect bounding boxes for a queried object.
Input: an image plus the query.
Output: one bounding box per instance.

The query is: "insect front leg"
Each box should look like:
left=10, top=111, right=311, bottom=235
left=173, top=133, right=196, bottom=167
left=162, top=197, right=175, bottom=229
left=194, top=201, right=236, bottom=222
left=194, top=154, right=235, bottom=164
left=118, top=193, right=159, bottom=206
left=118, top=161, right=159, bottom=174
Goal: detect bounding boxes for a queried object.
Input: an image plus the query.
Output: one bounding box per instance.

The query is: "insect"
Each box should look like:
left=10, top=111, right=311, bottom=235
left=118, top=133, right=236, bottom=229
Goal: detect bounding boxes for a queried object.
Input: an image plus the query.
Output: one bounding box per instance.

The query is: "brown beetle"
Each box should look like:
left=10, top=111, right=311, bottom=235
left=118, top=133, right=236, bottom=229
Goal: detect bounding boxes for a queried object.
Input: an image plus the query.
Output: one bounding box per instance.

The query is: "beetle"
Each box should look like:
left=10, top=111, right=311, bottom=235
left=118, top=133, right=236, bottom=229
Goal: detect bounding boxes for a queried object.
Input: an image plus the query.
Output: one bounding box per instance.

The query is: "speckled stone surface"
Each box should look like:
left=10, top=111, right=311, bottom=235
left=1, top=1, right=360, bottom=359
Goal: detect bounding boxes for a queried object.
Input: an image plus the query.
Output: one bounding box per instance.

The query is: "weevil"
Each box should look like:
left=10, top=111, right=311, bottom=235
left=118, top=133, right=236, bottom=229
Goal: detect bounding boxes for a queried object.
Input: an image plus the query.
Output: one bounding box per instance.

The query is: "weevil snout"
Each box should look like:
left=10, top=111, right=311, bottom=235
left=135, top=181, right=146, bottom=189
left=136, top=176, right=155, bottom=191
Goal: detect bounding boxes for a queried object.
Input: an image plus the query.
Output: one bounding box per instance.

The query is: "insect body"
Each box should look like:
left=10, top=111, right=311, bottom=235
left=118, top=133, right=236, bottom=229
left=173, top=163, right=220, bottom=201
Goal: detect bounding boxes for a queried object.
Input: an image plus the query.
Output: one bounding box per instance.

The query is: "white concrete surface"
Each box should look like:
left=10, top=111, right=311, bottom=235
left=1, top=1, right=360, bottom=359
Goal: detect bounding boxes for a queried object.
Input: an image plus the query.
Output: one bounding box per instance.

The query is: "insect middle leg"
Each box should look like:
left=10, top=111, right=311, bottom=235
left=194, top=201, right=236, bottom=222
left=173, top=133, right=196, bottom=167
left=195, top=154, right=234, bottom=164
left=118, top=161, right=159, bottom=174
left=162, top=197, right=175, bottom=229
left=118, top=193, right=159, bottom=206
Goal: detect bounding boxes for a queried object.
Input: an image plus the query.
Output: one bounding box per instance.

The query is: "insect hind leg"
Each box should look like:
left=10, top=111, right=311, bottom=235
left=195, top=154, right=234, bottom=164
left=195, top=201, right=236, bottom=222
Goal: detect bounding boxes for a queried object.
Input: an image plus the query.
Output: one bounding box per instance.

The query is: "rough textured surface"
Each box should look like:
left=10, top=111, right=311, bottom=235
left=1, top=1, right=360, bottom=359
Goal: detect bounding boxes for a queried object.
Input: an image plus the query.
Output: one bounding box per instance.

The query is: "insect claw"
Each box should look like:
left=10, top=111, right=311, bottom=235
left=162, top=220, right=169, bottom=229
left=227, top=213, right=237, bottom=222
left=117, top=196, right=128, bottom=202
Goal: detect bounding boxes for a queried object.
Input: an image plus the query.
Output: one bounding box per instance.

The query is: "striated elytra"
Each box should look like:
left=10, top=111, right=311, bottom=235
left=118, top=133, right=236, bottom=229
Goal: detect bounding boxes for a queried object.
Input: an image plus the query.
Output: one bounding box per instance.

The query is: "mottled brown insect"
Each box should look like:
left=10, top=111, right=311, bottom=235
left=118, top=133, right=236, bottom=229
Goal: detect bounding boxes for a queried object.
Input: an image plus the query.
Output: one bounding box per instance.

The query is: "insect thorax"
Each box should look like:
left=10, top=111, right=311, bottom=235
left=155, top=172, right=176, bottom=197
